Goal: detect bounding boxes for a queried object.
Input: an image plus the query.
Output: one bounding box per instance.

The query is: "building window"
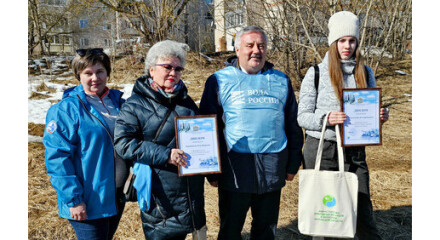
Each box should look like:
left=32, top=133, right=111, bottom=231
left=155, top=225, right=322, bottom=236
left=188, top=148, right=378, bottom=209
left=104, top=39, right=111, bottom=47
left=79, top=19, right=88, bottom=29
left=46, top=35, right=54, bottom=44
left=205, top=12, right=213, bottom=20
left=122, top=20, right=131, bottom=29
left=103, top=23, right=111, bottom=30
left=45, top=0, right=66, bottom=5
left=148, top=24, right=154, bottom=33
left=134, top=20, right=142, bottom=29
left=54, top=35, right=61, bottom=44
left=62, top=35, right=71, bottom=45
left=46, top=34, right=71, bottom=45
left=80, top=38, right=89, bottom=46
left=225, top=10, right=244, bottom=28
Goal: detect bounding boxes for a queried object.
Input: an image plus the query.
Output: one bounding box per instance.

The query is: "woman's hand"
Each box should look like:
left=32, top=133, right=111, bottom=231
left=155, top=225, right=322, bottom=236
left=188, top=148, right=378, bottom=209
left=208, top=181, right=218, bottom=187
left=328, top=112, right=347, bottom=126
left=70, top=202, right=87, bottom=221
left=380, top=107, right=389, bottom=123
left=286, top=174, right=295, bottom=181
left=168, top=149, right=188, bottom=167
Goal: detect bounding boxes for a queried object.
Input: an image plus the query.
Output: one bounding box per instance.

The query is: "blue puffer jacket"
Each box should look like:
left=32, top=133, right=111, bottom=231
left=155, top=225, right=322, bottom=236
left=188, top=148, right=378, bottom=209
left=199, top=57, right=304, bottom=194
left=43, top=85, right=124, bottom=220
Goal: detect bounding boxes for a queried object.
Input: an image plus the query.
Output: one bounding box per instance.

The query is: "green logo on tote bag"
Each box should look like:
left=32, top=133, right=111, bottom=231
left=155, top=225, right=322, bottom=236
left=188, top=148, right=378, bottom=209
left=323, top=195, right=336, bottom=207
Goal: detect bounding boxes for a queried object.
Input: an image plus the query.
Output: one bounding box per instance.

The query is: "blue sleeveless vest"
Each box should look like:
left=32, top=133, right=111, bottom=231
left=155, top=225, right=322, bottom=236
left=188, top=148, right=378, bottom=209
left=215, top=66, right=288, bottom=153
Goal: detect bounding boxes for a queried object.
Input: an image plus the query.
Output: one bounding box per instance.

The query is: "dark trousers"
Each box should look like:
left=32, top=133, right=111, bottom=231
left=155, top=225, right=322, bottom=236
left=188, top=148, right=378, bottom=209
left=68, top=200, right=125, bottom=240
left=217, top=188, right=281, bottom=240
left=303, top=135, right=382, bottom=240
left=163, top=235, right=187, bottom=240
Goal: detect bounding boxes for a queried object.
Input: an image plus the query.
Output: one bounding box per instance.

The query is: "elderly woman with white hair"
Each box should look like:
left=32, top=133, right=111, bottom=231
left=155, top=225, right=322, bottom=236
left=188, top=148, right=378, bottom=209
left=114, top=40, right=206, bottom=240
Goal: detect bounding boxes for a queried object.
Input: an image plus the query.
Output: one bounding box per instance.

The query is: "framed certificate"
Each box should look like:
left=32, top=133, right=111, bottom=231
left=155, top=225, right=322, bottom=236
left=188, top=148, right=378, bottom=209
left=341, top=88, right=382, bottom=147
left=175, top=115, right=221, bottom=176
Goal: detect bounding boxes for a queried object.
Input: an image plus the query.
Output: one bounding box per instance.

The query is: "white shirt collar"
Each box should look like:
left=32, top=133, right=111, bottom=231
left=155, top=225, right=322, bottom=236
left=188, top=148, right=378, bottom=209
left=239, top=64, right=262, bottom=75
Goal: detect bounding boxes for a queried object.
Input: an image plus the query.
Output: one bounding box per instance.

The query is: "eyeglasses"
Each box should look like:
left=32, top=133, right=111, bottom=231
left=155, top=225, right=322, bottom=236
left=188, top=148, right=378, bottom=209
left=76, top=48, right=104, bottom=57
left=155, top=64, right=184, bottom=73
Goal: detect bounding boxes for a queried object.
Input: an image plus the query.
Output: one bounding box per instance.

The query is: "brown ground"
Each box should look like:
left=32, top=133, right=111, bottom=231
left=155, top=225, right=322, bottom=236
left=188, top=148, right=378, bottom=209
left=28, top=53, right=411, bottom=239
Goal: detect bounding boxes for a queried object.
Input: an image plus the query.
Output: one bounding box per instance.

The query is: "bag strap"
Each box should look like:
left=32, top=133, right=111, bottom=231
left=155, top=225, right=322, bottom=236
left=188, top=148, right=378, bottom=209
left=314, top=65, right=319, bottom=92
left=314, top=65, right=369, bottom=91
left=334, top=122, right=344, bottom=172
left=152, top=107, right=173, bottom=143
left=314, top=112, right=345, bottom=172
left=364, top=65, right=369, bottom=84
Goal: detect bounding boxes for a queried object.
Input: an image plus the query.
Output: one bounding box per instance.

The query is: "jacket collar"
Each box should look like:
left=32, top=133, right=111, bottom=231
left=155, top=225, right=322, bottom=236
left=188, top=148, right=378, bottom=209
left=322, top=52, right=356, bottom=75
left=62, top=84, right=123, bottom=110
left=132, top=75, right=189, bottom=106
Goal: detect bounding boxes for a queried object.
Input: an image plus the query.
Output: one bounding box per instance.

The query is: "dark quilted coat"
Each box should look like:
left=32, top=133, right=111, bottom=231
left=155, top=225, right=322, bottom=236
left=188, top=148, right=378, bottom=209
left=114, top=76, right=206, bottom=239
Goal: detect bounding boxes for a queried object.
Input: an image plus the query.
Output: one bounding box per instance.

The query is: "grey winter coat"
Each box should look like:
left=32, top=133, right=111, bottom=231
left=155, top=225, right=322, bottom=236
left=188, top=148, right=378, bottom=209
left=297, top=52, right=376, bottom=141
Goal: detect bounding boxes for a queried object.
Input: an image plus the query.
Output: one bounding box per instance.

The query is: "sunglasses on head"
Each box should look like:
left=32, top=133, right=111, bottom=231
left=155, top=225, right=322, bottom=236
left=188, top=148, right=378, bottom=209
left=155, top=64, right=184, bottom=73
left=76, top=48, right=104, bottom=57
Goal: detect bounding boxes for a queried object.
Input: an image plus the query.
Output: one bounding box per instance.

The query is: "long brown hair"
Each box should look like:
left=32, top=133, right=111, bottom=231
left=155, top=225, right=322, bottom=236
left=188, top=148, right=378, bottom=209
left=328, top=40, right=367, bottom=100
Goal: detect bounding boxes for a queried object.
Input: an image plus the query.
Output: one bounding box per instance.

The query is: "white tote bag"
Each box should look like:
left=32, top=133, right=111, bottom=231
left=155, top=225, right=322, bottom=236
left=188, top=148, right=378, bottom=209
left=298, top=113, right=358, bottom=238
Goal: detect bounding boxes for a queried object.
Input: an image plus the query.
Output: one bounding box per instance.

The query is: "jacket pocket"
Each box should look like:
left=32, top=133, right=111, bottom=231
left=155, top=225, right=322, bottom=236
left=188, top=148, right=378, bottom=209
left=141, top=200, right=167, bottom=228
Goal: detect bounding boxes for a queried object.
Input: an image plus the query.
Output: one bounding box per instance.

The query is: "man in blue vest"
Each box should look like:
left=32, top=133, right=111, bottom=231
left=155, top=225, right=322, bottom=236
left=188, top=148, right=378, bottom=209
left=200, top=26, right=304, bottom=240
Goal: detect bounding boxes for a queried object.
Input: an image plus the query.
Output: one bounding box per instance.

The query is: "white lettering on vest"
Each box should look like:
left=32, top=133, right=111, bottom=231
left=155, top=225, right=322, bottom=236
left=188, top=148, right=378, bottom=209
left=247, top=89, right=269, bottom=96
left=248, top=97, right=279, bottom=104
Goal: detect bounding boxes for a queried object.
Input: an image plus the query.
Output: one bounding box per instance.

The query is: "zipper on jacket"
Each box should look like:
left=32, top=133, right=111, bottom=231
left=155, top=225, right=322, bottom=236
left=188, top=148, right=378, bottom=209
left=186, top=178, right=197, bottom=232
left=77, top=95, right=120, bottom=212
left=153, top=195, right=167, bottom=228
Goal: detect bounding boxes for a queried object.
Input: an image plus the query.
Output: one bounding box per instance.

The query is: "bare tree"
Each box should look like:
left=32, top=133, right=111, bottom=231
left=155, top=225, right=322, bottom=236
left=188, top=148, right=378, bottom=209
left=361, top=0, right=412, bottom=73
left=28, top=0, right=45, bottom=55
left=244, top=0, right=411, bottom=82
left=250, top=0, right=328, bottom=81
left=96, top=0, right=190, bottom=44
left=28, top=0, right=87, bottom=56
left=29, top=0, right=68, bottom=56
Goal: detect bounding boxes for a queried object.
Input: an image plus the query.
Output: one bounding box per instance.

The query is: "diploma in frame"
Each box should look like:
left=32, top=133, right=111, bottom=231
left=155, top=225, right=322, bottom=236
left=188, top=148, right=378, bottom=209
left=341, top=88, right=382, bottom=147
left=175, top=115, right=221, bottom=176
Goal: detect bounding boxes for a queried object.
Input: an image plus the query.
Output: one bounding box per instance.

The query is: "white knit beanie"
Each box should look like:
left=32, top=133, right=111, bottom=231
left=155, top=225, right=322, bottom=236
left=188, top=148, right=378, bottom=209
left=327, top=11, right=359, bottom=46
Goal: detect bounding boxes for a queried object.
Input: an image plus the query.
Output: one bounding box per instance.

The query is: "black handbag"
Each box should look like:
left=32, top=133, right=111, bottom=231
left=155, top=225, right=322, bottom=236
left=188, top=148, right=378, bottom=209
left=123, top=167, right=137, bottom=202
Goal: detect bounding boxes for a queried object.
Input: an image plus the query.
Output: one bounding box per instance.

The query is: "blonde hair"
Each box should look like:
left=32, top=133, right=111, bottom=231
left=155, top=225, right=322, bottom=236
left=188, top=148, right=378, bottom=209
left=328, top=41, right=367, bottom=100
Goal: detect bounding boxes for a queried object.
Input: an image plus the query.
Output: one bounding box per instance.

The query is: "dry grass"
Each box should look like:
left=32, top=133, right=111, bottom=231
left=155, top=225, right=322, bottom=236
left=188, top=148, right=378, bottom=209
left=110, top=57, right=145, bottom=85
left=49, top=78, right=78, bottom=85
left=28, top=53, right=412, bottom=239
left=36, top=82, right=57, bottom=93
left=28, top=123, right=45, bottom=136
left=29, top=92, right=52, bottom=100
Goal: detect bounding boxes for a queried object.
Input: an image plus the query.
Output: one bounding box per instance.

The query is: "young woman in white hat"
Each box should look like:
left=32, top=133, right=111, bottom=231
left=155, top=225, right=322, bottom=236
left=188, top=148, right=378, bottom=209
left=298, top=11, right=389, bottom=239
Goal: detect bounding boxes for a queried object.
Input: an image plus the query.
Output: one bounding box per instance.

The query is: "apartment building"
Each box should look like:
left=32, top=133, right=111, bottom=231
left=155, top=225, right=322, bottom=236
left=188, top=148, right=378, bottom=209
left=30, top=0, right=215, bottom=56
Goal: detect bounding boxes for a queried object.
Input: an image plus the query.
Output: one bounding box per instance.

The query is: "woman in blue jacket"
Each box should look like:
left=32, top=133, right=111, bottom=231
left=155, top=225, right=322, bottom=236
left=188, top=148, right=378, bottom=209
left=43, top=48, right=126, bottom=240
left=114, top=40, right=206, bottom=240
